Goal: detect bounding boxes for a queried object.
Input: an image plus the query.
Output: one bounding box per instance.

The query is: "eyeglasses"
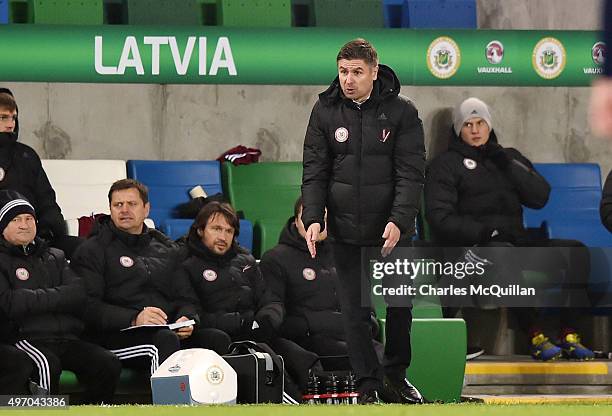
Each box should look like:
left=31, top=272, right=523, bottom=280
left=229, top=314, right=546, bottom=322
left=0, top=115, right=17, bottom=122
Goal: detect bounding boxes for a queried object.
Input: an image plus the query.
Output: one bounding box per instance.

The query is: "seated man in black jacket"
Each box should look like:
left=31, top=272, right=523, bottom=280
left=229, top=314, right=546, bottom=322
left=260, top=197, right=383, bottom=362
left=0, top=190, right=120, bottom=403
left=425, top=97, right=593, bottom=361
left=71, top=179, right=228, bottom=376
left=175, top=201, right=319, bottom=396
left=602, top=170, right=612, bottom=232
left=0, top=89, right=81, bottom=258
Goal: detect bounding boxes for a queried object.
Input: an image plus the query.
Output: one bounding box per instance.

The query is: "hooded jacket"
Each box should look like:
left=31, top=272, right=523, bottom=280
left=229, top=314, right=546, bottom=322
left=301, top=65, right=425, bottom=245
left=175, top=229, right=282, bottom=339
left=0, top=237, right=85, bottom=343
left=602, top=170, right=612, bottom=233
left=70, top=216, right=195, bottom=332
left=425, top=131, right=550, bottom=245
left=0, top=88, right=66, bottom=241
left=259, top=218, right=344, bottom=340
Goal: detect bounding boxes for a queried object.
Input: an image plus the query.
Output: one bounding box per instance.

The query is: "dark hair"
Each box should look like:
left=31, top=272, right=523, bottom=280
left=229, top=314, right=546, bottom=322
left=293, top=195, right=303, bottom=218
left=336, top=38, right=378, bottom=67
left=108, top=179, right=149, bottom=205
left=192, top=201, right=240, bottom=237
left=0, top=93, right=17, bottom=112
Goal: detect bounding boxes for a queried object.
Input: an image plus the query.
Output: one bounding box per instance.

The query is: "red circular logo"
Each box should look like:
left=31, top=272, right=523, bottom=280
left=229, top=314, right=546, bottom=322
left=203, top=269, right=218, bottom=282
left=15, top=268, right=29, bottom=281
left=302, top=268, right=316, bottom=281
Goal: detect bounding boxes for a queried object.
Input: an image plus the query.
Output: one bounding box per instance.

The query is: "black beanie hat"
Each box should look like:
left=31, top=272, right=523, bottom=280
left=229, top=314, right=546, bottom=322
left=0, top=190, right=35, bottom=233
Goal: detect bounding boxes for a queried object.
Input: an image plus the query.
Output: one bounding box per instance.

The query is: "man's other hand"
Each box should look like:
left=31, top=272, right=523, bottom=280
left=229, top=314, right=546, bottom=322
left=381, top=222, right=401, bottom=257
left=305, top=223, right=321, bottom=258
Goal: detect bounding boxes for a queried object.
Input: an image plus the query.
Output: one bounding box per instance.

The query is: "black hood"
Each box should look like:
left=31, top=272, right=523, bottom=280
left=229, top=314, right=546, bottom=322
left=278, top=217, right=308, bottom=252
left=448, top=128, right=500, bottom=160
left=319, top=64, right=401, bottom=107
left=278, top=216, right=332, bottom=261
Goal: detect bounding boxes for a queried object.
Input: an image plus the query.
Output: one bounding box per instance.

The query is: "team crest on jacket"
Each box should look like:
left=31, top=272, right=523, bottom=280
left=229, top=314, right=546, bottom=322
left=463, top=158, right=477, bottom=170
left=334, top=127, right=349, bottom=143
left=302, top=267, right=316, bottom=281
left=203, top=269, right=218, bottom=282
left=120, top=256, right=134, bottom=267
left=15, top=268, right=29, bottom=281
left=0, top=167, right=4, bottom=182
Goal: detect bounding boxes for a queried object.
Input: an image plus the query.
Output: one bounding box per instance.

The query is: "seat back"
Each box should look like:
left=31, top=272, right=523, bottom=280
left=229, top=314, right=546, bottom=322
left=127, top=160, right=222, bottom=231
left=125, top=0, right=200, bottom=25
left=404, top=0, right=477, bottom=28
left=523, top=163, right=611, bottom=247
left=218, top=0, right=291, bottom=27
left=41, top=159, right=127, bottom=220
left=222, top=161, right=302, bottom=256
left=0, top=0, right=8, bottom=24
left=313, top=0, right=384, bottom=27
left=29, top=0, right=103, bottom=24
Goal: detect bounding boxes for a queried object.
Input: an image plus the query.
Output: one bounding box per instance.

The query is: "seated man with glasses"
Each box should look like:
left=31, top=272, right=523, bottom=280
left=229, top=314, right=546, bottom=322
left=0, top=88, right=81, bottom=258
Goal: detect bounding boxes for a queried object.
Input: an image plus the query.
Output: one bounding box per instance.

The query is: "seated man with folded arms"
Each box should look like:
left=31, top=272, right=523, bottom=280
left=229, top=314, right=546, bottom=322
left=0, top=190, right=120, bottom=403
left=71, top=179, right=229, bottom=377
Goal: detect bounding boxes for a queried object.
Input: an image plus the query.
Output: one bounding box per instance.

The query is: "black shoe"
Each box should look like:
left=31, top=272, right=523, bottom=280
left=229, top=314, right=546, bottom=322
left=358, top=389, right=382, bottom=405
left=382, top=376, right=424, bottom=404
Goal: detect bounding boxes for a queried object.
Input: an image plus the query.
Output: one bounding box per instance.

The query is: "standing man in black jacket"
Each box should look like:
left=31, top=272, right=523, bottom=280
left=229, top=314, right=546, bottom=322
left=301, top=39, right=425, bottom=404
left=0, top=89, right=81, bottom=258
left=0, top=190, right=120, bottom=403
left=71, top=179, right=228, bottom=376
left=425, top=97, right=593, bottom=361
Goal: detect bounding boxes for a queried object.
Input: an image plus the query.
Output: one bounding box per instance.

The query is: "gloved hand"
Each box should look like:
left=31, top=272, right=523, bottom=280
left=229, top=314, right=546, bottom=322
left=482, top=142, right=510, bottom=168
left=250, top=315, right=277, bottom=342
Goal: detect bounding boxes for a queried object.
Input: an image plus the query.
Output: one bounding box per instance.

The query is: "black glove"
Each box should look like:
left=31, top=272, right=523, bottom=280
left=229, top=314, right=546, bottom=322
left=251, top=315, right=276, bottom=342
left=479, top=227, right=515, bottom=244
left=482, top=142, right=510, bottom=168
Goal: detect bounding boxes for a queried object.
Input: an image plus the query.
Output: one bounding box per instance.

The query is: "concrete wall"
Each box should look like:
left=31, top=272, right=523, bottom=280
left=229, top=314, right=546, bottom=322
left=3, top=0, right=611, bottom=178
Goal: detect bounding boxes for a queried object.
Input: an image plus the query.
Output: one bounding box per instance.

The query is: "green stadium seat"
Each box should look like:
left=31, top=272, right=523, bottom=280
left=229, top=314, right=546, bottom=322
left=218, top=0, right=291, bottom=27
left=378, top=317, right=466, bottom=403
left=313, top=0, right=384, bottom=27
left=125, top=0, right=201, bottom=25
left=222, top=161, right=302, bottom=257
left=27, top=0, right=103, bottom=25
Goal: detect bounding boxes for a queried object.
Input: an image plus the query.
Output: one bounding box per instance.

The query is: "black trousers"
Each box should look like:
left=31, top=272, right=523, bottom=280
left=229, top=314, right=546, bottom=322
left=267, top=337, right=321, bottom=391
left=331, top=243, right=412, bottom=391
left=0, top=344, right=34, bottom=395
left=15, top=338, right=120, bottom=404
left=99, top=327, right=231, bottom=375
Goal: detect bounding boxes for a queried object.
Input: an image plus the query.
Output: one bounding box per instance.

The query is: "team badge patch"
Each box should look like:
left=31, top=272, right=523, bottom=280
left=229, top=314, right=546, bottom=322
left=203, top=269, right=218, bottom=282
left=0, top=167, right=5, bottom=182
left=302, top=267, right=316, bottom=281
left=119, top=256, right=134, bottom=268
left=463, top=158, right=477, bottom=170
left=16, top=268, right=29, bottom=281
left=334, top=127, right=349, bottom=143
left=206, top=365, right=224, bottom=385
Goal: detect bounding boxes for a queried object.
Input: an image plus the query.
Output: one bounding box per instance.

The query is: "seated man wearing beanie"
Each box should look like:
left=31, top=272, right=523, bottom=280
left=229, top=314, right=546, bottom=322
left=71, top=179, right=229, bottom=377
left=175, top=201, right=319, bottom=398
left=0, top=190, right=120, bottom=403
left=0, top=89, right=81, bottom=258
left=425, top=97, right=593, bottom=361
left=260, top=196, right=384, bottom=362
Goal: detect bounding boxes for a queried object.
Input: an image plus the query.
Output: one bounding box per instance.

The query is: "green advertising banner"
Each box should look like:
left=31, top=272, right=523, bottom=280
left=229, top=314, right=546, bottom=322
left=0, top=25, right=604, bottom=86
